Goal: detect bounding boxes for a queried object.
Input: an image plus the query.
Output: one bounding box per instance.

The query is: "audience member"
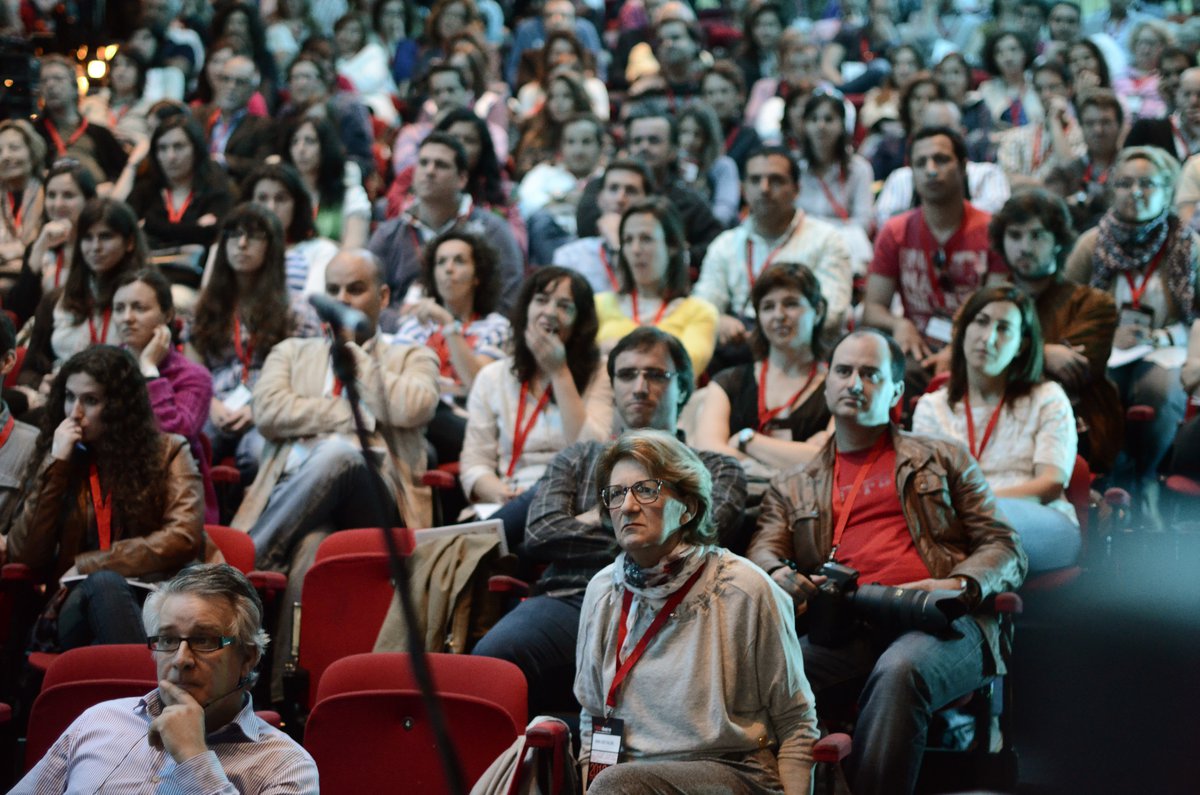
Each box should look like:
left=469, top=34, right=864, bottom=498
left=192, top=54, right=276, bottom=183
left=0, top=119, right=49, bottom=291
left=506, top=0, right=605, bottom=87
left=734, top=1, right=784, bottom=88
left=675, top=102, right=740, bottom=228
left=750, top=328, right=1027, bottom=795
left=281, top=116, right=369, bottom=249
left=577, top=429, right=816, bottom=794
left=514, top=29, right=610, bottom=122
left=995, top=61, right=1086, bottom=189
left=1114, top=19, right=1173, bottom=121
left=552, top=159, right=650, bottom=294
left=512, top=69, right=594, bottom=181
left=242, top=162, right=338, bottom=297
left=0, top=314, right=39, bottom=534
left=332, top=12, right=399, bottom=127
left=978, top=30, right=1042, bottom=129
left=473, top=328, right=746, bottom=713
left=278, top=54, right=374, bottom=179
left=1053, top=88, right=1124, bottom=232
left=34, top=55, right=128, bottom=187
left=209, top=2, right=279, bottom=105
left=699, top=60, right=762, bottom=173
left=933, top=52, right=995, bottom=164
left=519, top=112, right=606, bottom=263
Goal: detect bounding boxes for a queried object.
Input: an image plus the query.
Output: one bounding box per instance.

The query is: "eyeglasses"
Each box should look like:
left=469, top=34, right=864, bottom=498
left=147, top=635, right=237, bottom=653
left=225, top=227, right=270, bottom=242
left=1112, top=178, right=1164, bottom=192
left=600, top=478, right=670, bottom=509
left=613, top=368, right=676, bottom=384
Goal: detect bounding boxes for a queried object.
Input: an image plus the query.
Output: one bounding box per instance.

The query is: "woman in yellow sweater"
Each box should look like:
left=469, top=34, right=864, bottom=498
left=594, top=198, right=718, bottom=375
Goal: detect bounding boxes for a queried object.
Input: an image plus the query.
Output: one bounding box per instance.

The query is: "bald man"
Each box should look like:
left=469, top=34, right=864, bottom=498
left=192, top=55, right=276, bottom=182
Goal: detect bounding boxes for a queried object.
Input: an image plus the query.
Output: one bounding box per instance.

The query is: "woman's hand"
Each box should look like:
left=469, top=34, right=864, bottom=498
left=51, top=417, right=82, bottom=461
left=403, top=298, right=454, bottom=327
left=36, top=219, right=73, bottom=253
left=1074, top=70, right=1100, bottom=93
left=226, top=405, right=254, bottom=433
left=197, top=214, right=218, bottom=227
left=525, top=324, right=566, bottom=374
left=475, top=476, right=521, bottom=504
left=140, top=325, right=173, bottom=371
left=1113, top=324, right=1148, bottom=350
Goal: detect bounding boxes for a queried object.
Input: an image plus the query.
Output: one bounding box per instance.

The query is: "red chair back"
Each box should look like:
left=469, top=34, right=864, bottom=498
left=204, top=524, right=257, bottom=574
left=305, top=653, right=527, bottom=794
left=313, top=527, right=416, bottom=563
left=26, top=645, right=158, bottom=770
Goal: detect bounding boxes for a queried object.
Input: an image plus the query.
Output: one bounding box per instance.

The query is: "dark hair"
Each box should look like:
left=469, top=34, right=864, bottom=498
left=287, top=53, right=333, bottom=90
left=1077, top=87, right=1125, bottom=127
left=519, top=69, right=593, bottom=158
left=988, top=188, right=1077, bottom=273
left=190, top=204, right=290, bottom=366
left=744, top=144, right=801, bottom=186
left=602, top=158, right=653, bottom=193
left=1032, top=59, right=1072, bottom=90
left=145, top=115, right=220, bottom=194
left=115, top=266, right=175, bottom=316
left=982, top=29, right=1035, bottom=77
left=281, top=117, right=345, bottom=211
left=64, top=198, right=147, bottom=320
left=748, top=262, right=828, bottom=361
left=110, top=48, right=149, bottom=99
left=30, top=345, right=169, bottom=540
left=830, top=329, right=906, bottom=385
left=884, top=43, right=924, bottom=88
left=910, top=124, right=968, bottom=166
left=561, top=112, right=605, bottom=149
left=676, top=102, right=722, bottom=171
left=616, top=198, right=691, bottom=299
left=240, top=162, right=316, bottom=245
left=372, top=0, right=419, bottom=43
left=426, top=59, right=468, bottom=93
left=899, top=72, right=947, bottom=134
left=700, top=59, right=746, bottom=99
left=739, top=2, right=784, bottom=62
left=799, top=93, right=852, bottom=172
left=625, top=104, right=680, bottom=147
left=1068, top=39, right=1112, bottom=88
left=425, top=0, right=482, bottom=48
left=211, top=1, right=274, bottom=83
left=446, top=38, right=488, bottom=96
left=434, top=108, right=506, bottom=207
left=509, top=266, right=599, bottom=395
left=606, top=326, right=695, bottom=408
left=420, top=229, right=501, bottom=316
left=420, top=130, right=470, bottom=174
left=0, top=312, right=14, bottom=358
left=538, top=29, right=595, bottom=84
left=1158, top=45, right=1192, bottom=70
left=947, top=284, right=1044, bottom=406
left=43, top=159, right=98, bottom=221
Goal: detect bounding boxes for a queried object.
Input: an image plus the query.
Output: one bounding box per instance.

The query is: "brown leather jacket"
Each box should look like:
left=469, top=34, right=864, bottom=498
left=749, top=426, right=1028, bottom=671
left=7, top=435, right=206, bottom=583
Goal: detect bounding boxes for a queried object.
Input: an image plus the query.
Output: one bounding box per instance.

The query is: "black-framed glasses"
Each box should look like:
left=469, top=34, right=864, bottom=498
left=613, top=368, right=676, bottom=384
left=148, top=635, right=237, bottom=653
left=600, top=479, right=670, bottom=509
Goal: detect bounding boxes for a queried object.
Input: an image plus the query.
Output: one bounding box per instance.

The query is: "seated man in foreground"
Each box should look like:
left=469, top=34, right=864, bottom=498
left=14, top=564, right=317, bottom=794
left=749, top=329, right=1027, bottom=795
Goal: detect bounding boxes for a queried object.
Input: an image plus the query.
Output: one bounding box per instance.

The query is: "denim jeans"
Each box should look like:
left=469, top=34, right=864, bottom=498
left=801, top=614, right=989, bottom=795
left=1108, top=359, right=1186, bottom=484
left=57, top=570, right=147, bottom=650
left=996, top=497, right=1081, bottom=573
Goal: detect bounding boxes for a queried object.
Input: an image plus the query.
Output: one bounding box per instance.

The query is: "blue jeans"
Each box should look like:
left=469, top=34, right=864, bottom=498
left=801, top=615, right=990, bottom=795
left=996, top=498, right=1081, bottom=573
left=471, top=592, right=584, bottom=714
left=57, top=571, right=147, bottom=650
left=1108, top=359, right=1186, bottom=484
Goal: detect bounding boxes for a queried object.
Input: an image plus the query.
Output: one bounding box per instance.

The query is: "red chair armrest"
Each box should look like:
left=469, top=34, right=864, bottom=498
left=1, top=563, right=35, bottom=583
left=422, top=470, right=458, bottom=490
left=0, top=702, right=10, bottom=724
left=1126, top=405, right=1156, bottom=422
left=248, top=571, right=288, bottom=593
left=255, top=709, right=282, bottom=728
left=1104, top=487, right=1132, bottom=507
left=27, top=651, right=59, bottom=674
left=813, top=732, right=853, bottom=763
left=525, top=719, right=569, bottom=749
left=210, top=465, right=241, bottom=485
left=488, top=575, right=531, bottom=596
left=994, top=592, right=1024, bottom=614
left=1165, top=475, right=1200, bottom=497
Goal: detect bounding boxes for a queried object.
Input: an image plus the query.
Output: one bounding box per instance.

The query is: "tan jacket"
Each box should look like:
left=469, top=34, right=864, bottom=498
left=8, top=435, right=206, bottom=582
left=749, top=427, right=1028, bottom=670
left=233, top=336, right=440, bottom=531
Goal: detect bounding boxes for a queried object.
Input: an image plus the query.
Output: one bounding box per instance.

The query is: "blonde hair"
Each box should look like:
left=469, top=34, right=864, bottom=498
left=1116, top=145, right=1182, bottom=201
left=0, top=119, right=48, bottom=173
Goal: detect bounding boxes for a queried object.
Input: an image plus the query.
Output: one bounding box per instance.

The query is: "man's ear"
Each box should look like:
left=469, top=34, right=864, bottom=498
left=889, top=378, right=906, bottom=408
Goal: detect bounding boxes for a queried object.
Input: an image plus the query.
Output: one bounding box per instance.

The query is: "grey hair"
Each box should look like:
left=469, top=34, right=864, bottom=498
left=143, top=564, right=270, bottom=661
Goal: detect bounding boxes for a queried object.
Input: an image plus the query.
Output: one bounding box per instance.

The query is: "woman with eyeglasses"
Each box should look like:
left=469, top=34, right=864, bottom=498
left=185, top=204, right=321, bottom=481
left=460, top=266, right=611, bottom=508
left=913, top=284, right=1081, bottom=573
left=576, top=429, right=817, bottom=794
left=4, top=345, right=205, bottom=650
left=595, top=199, right=719, bottom=376
left=695, top=262, right=832, bottom=477
left=1065, top=146, right=1200, bottom=509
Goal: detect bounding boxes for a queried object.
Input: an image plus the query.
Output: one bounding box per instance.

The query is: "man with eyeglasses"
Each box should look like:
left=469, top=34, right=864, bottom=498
left=471, top=327, right=746, bottom=714
left=863, top=126, right=1007, bottom=397
left=34, top=54, right=128, bottom=187
left=192, top=55, right=276, bottom=184
left=749, top=329, right=1026, bottom=795
left=13, top=564, right=317, bottom=794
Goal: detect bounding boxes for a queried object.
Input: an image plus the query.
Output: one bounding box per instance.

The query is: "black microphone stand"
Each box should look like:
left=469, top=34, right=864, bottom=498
left=329, top=327, right=467, bottom=795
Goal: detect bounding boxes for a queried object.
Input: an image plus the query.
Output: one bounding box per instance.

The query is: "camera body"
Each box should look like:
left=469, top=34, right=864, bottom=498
left=807, top=561, right=969, bottom=647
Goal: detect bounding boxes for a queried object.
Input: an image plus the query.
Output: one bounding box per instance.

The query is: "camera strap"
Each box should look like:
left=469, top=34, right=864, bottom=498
left=830, top=434, right=889, bottom=561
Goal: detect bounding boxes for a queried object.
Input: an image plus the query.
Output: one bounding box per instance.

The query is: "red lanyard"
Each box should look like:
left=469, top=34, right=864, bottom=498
left=1083, top=161, right=1109, bottom=186
left=830, top=434, right=889, bottom=559
left=723, top=123, right=742, bottom=152
left=232, top=315, right=254, bottom=384
left=332, top=376, right=344, bottom=397
left=757, top=360, right=818, bottom=431
left=1007, top=98, right=1024, bottom=126
left=1031, top=126, right=1044, bottom=171
left=6, top=192, right=21, bottom=230
left=630, top=290, right=669, bottom=326
left=87, top=309, right=112, bottom=345
left=606, top=565, right=706, bottom=710
left=89, top=463, right=113, bottom=551
left=44, top=117, right=88, bottom=156
left=963, top=393, right=1005, bottom=460
left=162, top=189, right=194, bottom=223
left=1122, top=242, right=1168, bottom=310
left=815, top=169, right=850, bottom=221
left=205, top=109, right=221, bottom=136
left=744, top=219, right=804, bottom=288
left=53, top=250, right=65, bottom=288
left=506, top=382, right=552, bottom=478
left=598, top=244, right=620, bottom=292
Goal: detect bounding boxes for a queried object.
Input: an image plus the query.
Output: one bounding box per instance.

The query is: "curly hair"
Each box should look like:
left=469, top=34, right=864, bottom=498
left=616, top=197, right=691, bottom=300
left=516, top=69, right=593, bottom=165
left=62, top=198, right=148, bottom=321
left=988, top=188, right=1077, bottom=274
left=947, top=284, right=1044, bottom=407
left=144, top=114, right=224, bottom=195
left=190, top=204, right=290, bottom=366
left=240, top=162, right=316, bottom=245
left=434, top=108, right=507, bottom=207
left=748, top=261, right=828, bottom=361
left=509, top=266, right=599, bottom=395
left=281, top=117, right=346, bottom=211
left=538, top=29, right=595, bottom=84
left=27, top=345, right=169, bottom=540
left=419, top=229, right=501, bottom=317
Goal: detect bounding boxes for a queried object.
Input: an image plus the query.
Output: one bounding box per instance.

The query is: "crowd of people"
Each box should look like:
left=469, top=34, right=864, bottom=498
left=2, top=0, right=1200, bottom=791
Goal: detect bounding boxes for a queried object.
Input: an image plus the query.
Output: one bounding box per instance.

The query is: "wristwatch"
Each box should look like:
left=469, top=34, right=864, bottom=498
left=736, top=427, right=755, bottom=453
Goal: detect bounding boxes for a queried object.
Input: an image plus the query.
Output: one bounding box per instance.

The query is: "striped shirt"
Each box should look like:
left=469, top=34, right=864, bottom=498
left=14, top=690, right=318, bottom=794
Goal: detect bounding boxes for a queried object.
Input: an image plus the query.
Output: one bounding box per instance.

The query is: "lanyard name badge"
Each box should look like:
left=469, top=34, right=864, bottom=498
left=1119, top=244, right=1166, bottom=329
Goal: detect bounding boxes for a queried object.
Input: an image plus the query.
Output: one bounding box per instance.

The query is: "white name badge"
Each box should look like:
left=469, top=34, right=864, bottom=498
left=222, top=382, right=253, bottom=411
left=924, top=315, right=954, bottom=345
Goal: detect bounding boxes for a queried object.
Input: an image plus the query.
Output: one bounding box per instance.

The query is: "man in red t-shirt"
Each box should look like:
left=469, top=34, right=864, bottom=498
left=749, top=329, right=1027, bottom=795
left=863, top=127, right=1008, bottom=379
